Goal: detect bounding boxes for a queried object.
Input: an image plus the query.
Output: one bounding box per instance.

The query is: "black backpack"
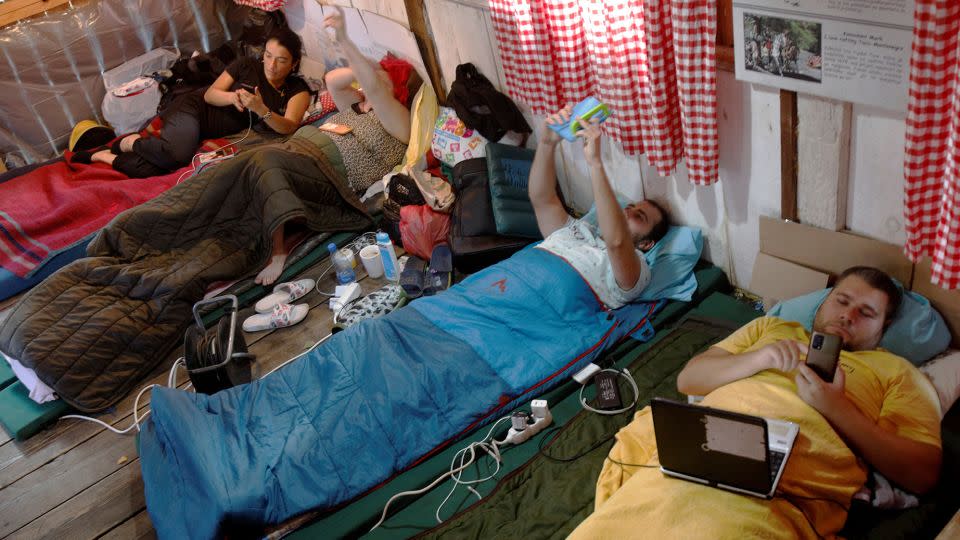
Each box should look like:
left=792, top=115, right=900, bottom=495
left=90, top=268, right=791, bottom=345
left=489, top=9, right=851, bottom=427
left=448, top=158, right=533, bottom=274
left=447, top=63, right=531, bottom=142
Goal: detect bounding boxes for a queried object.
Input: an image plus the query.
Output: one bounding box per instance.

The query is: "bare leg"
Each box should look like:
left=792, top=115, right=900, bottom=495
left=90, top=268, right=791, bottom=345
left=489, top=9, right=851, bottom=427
left=255, top=226, right=287, bottom=286
left=91, top=150, right=117, bottom=166
left=119, top=133, right=141, bottom=153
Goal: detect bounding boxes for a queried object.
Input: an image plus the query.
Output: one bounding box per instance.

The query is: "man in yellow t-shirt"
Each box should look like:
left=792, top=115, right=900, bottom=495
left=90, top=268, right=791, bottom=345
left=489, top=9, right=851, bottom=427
left=570, top=266, right=942, bottom=539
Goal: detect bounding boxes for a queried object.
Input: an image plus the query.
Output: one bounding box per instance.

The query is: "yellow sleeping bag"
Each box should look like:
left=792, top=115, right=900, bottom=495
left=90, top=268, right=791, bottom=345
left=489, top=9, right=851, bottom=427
left=570, top=317, right=941, bottom=539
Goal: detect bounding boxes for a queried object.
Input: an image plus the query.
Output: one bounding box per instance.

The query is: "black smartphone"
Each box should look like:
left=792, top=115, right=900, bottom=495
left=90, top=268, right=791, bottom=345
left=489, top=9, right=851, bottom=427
left=239, top=83, right=255, bottom=92
left=806, top=331, right=842, bottom=382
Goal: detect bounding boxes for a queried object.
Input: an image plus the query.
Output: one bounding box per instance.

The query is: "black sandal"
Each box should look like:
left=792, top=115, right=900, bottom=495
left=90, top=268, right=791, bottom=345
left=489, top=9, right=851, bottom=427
left=399, top=256, right=427, bottom=299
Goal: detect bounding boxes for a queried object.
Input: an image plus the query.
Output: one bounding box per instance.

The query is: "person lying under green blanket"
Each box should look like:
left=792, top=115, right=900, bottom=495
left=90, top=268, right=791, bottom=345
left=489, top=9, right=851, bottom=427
left=253, top=7, right=420, bottom=286
left=530, top=106, right=669, bottom=309
left=570, top=266, right=942, bottom=539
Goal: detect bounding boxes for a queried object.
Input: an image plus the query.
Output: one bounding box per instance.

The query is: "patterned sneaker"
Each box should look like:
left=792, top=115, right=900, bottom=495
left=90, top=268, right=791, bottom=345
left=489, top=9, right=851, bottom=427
left=332, top=284, right=408, bottom=333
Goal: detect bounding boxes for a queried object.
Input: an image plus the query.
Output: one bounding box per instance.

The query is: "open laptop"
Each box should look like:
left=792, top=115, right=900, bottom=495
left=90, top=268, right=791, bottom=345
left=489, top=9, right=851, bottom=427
left=650, top=397, right=799, bottom=498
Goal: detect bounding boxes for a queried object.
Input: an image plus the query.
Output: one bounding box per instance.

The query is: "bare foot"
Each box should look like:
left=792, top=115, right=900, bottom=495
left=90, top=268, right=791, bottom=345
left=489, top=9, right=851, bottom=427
left=91, top=150, right=116, bottom=165
left=255, top=254, right=287, bottom=286
left=119, top=133, right=141, bottom=153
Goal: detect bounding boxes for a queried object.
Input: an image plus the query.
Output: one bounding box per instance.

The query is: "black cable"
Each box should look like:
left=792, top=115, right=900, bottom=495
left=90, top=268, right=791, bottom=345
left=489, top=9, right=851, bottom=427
left=604, top=456, right=659, bottom=469
left=537, top=371, right=645, bottom=463
left=537, top=426, right=615, bottom=463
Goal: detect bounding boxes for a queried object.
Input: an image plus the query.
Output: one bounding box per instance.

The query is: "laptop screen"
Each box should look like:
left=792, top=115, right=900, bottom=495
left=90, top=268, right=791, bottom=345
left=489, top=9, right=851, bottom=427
left=651, top=398, right=773, bottom=495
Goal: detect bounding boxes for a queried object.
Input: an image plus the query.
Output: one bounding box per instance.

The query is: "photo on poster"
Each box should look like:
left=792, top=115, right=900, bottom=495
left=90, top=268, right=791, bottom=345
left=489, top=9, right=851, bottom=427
left=743, top=12, right=822, bottom=83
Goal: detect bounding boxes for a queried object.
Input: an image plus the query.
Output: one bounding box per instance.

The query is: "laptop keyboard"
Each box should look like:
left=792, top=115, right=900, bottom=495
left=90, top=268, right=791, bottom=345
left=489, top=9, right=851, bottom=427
left=768, top=449, right=786, bottom=482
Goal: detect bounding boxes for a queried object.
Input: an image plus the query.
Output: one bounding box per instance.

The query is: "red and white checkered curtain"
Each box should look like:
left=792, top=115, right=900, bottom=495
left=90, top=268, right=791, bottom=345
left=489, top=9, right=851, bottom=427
left=903, top=0, right=960, bottom=288
left=232, top=0, right=285, bottom=11
left=488, top=0, right=718, bottom=185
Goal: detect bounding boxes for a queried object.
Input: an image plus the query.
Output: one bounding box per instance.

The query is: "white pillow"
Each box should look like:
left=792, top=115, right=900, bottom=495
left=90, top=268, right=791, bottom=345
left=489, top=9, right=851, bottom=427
left=919, top=348, right=960, bottom=418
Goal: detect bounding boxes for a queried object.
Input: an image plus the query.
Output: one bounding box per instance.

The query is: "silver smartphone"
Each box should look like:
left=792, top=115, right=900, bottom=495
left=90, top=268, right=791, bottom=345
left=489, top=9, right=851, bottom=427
left=807, top=331, right=842, bottom=382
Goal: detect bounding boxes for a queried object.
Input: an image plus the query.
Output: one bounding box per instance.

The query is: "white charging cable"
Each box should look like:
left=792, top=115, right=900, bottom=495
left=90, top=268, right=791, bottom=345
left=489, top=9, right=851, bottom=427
left=434, top=416, right=514, bottom=523
left=578, top=367, right=640, bottom=415
left=370, top=400, right=554, bottom=531
left=61, top=356, right=188, bottom=434
left=369, top=415, right=512, bottom=532
left=176, top=107, right=254, bottom=184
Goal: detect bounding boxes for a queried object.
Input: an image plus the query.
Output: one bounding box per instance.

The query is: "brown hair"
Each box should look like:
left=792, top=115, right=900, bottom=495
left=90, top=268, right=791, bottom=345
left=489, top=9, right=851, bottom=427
left=639, top=199, right=670, bottom=245
left=836, top=266, right=902, bottom=324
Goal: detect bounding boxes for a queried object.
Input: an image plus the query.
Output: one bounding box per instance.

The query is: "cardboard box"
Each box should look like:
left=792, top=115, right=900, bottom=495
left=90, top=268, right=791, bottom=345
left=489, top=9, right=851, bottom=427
left=749, top=252, right=830, bottom=311
left=758, top=216, right=911, bottom=285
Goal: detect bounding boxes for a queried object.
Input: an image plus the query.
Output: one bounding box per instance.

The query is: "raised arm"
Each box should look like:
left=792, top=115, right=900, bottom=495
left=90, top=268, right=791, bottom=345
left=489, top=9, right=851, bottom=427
left=325, top=66, right=363, bottom=113
left=578, top=119, right=642, bottom=290
left=795, top=364, right=942, bottom=494
left=677, top=339, right=808, bottom=396
left=324, top=9, right=410, bottom=143
left=529, top=108, right=572, bottom=237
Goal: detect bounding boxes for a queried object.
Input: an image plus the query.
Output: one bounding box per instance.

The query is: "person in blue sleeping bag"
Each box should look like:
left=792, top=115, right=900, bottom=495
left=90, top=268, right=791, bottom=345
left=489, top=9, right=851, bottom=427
left=529, top=105, right=669, bottom=309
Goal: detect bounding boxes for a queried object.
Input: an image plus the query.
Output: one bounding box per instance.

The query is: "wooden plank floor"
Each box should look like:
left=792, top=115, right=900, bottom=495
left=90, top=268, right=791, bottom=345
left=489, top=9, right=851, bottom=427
left=0, top=254, right=393, bottom=539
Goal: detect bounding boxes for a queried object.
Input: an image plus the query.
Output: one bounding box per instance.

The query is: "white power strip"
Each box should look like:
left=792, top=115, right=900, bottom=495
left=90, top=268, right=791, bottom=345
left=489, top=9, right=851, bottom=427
left=329, top=282, right=361, bottom=313
left=370, top=400, right=553, bottom=532
left=501, top=400, right=552, bottom=445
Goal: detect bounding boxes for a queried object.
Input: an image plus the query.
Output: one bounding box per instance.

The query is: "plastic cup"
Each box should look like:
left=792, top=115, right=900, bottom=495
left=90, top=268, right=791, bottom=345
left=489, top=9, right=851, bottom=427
left=359, top=244, right=384, bottom=279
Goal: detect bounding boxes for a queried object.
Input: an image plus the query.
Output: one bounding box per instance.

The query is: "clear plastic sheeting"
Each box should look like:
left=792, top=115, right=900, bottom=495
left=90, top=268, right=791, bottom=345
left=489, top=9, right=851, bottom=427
left=0, top=0, right=244, bottom=164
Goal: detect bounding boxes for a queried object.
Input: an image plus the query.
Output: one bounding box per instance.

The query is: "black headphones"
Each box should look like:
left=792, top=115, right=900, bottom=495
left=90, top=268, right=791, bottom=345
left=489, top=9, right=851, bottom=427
left=183, top=295, right=257, bottom=394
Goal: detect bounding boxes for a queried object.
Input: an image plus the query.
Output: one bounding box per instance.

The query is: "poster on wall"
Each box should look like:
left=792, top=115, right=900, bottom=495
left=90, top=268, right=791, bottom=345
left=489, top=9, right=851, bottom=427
left=733, top=0, right=914, bottom=110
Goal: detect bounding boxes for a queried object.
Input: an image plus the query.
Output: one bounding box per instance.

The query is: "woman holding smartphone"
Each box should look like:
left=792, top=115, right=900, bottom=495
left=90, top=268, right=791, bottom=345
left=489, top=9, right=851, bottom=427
left=87, top=27, right=311, bottom=178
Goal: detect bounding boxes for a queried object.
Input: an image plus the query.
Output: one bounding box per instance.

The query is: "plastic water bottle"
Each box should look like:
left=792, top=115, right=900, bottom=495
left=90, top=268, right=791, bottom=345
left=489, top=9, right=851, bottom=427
left=376, top=232, right=400, bottom=282
left=328, top=243, right=356, bottom=285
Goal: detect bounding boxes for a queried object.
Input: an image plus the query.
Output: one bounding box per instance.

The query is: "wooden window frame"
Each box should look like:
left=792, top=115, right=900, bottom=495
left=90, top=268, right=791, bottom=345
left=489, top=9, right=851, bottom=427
left=718, top=0, right=734, bottom=72
left=0, top=0, right=80, bottom=29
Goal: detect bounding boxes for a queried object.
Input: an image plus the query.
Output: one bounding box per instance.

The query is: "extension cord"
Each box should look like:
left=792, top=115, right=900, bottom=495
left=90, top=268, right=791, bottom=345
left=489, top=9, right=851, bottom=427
left=329, top=282, right=361, bottom=312
left=501, top=403, right=552, bottom=446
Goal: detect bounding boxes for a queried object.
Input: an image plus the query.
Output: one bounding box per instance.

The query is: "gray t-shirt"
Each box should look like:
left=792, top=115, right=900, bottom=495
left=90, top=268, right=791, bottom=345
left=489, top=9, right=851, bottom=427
left=536, top=217, right=651, bottom=309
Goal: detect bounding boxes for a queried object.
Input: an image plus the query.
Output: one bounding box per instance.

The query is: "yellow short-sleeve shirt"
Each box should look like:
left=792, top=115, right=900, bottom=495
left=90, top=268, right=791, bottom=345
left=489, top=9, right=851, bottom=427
left=712, top=316, right=941, bottom=448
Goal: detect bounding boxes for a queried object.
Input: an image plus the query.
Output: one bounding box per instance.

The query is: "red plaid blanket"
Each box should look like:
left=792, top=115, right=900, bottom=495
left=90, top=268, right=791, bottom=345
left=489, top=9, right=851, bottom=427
left=488, top=0, right=718, bottom=185
left=0, top=133, right=231, bottom=278
left=903, top=1, right=960, bottom=288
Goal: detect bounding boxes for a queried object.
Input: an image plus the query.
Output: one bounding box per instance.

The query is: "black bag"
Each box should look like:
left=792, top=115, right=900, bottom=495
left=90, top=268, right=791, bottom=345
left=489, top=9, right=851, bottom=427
left=238, top=9, right=288, bottom=60
left=449, top=158, right=532, bottom=274
left=387, top=173, right=427, bottom=207
left=447, top=63, right=532, bottom=142
left=380, top=173, right=427, bottom=245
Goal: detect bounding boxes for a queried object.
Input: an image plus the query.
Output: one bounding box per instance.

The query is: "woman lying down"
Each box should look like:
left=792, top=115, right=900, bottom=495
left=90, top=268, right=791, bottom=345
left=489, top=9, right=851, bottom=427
left=255, top=9, right=422, bottom=285
left=81, top=28, right=312, bottom=177
left=0, top=15, right=424, bottom=414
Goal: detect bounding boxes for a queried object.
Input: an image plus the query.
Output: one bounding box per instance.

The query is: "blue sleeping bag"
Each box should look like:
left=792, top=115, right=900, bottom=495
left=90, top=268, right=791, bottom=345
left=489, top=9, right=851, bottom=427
left=139, top=227, right=702, bottom=539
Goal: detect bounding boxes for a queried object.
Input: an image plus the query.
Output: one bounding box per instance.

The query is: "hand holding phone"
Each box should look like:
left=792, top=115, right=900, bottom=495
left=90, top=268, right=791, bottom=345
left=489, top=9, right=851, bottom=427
left=806, top=331, right=842, bottom=382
